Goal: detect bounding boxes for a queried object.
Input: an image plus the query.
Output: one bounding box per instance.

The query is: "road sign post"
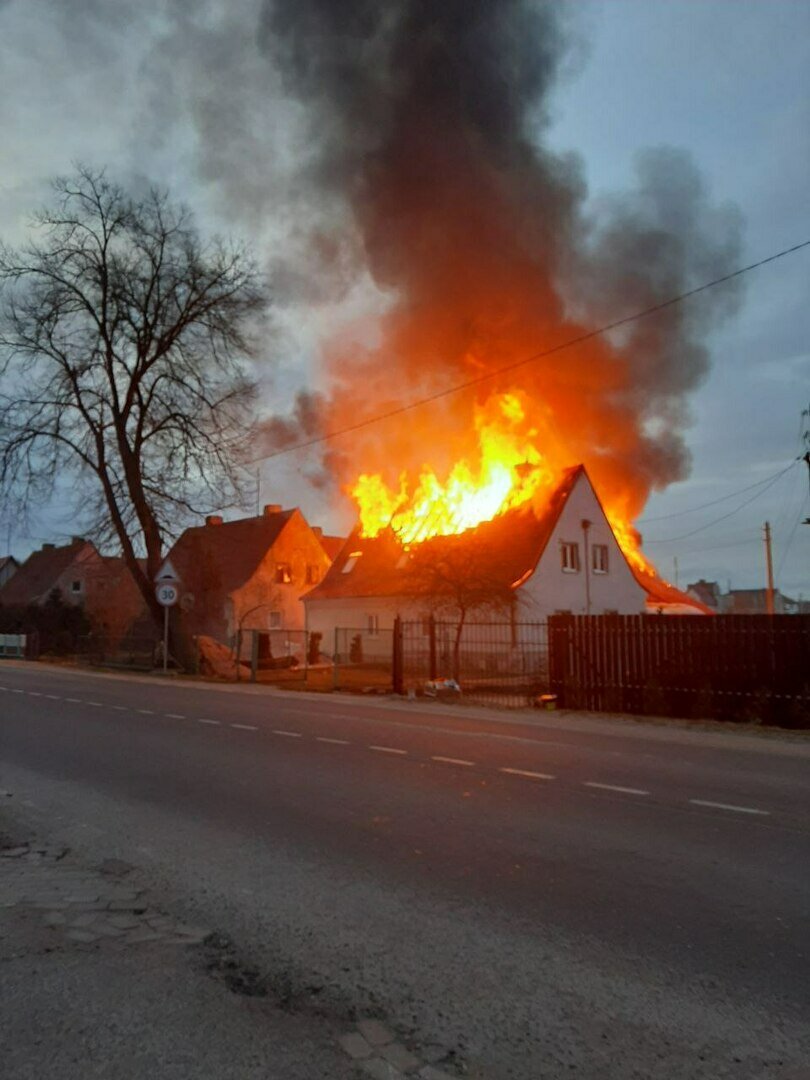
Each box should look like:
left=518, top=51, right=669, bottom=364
left=155, top=581, right=179, bottom=674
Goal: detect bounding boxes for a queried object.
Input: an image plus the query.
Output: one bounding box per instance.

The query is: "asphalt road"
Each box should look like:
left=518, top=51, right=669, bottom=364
left=1, top=661, right=809, bottom=1079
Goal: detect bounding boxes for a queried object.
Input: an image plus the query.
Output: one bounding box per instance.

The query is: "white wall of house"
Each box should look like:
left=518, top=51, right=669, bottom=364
left=305, top=596, right=407, bottom=658
left=517, top=471, right=647, bottom=619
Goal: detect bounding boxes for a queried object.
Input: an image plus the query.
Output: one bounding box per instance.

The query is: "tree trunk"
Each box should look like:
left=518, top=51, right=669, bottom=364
left=452, top=611, right=466, bottom=683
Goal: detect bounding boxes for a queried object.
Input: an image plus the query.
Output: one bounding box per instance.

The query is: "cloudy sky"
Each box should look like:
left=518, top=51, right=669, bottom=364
left=1, top=0, right=808, bottom=597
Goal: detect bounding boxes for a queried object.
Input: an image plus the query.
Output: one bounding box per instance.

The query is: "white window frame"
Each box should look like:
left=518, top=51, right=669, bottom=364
left=560, top=541, right=580, bottom=573
left=367, top=614, right=380, bottom=636
left=268, top=610, right=282, bottom=630
left=592, top=543, right=609, bottom=574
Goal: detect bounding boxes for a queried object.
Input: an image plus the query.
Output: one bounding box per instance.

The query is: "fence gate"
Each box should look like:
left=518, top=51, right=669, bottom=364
left=397, top=617, right=549, bottom=708
left=548, top=614, right=810, bottom=725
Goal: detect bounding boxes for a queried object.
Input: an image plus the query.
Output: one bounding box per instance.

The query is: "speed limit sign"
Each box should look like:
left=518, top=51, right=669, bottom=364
left=155, top=582, right=179, bottom=607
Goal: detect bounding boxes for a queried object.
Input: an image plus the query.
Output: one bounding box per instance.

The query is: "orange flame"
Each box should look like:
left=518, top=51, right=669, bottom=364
left=350, top=390, right=657, bottom=575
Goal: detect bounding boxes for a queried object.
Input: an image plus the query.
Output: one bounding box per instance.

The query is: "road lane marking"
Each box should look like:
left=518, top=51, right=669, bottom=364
left=499, top=767, right=555, bottom=781
left=85, top=701, right=103, bottom=707
left=584, top=782, right=649, bottom=796
left=316, top=736, right=350, bottom=745
left=28, top=691, right=42, bottom=697
left=11, top=688, right=24, bottom=694
left=44, top=694, right=60, bottom=700
left=230, top=723, right=258, bottom=731
left=689, top=799, right=770, bottom=816
left=165, top=713, right=185, bottom=719
left=112, top=705, right=128, bottom=711
left=273, top=729, right=302, bottom=738
left=432, top=755, right=475, bottom=766
left=137, top=709, right=154, bottom=715
left=65, top=697, right=81, bottom=703
left=369, top=745, right=408, bottom=755
left=197, top=718, right=220, bottom=726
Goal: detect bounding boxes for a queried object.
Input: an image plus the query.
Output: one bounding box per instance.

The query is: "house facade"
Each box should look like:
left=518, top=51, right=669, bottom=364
left=165, top=504, right=343, bottom=645
left=0, top=538, right=148, bottom=642
left=304, top=466, right=677, bottom=646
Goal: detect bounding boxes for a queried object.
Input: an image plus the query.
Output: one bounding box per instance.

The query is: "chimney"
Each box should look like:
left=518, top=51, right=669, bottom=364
left=205, top=515, right=223, bottom=526
left=263, top=504, right=282, bottom=516
left=42, top=543, right=55, bottom=551
left=312, top=526, right=323, bottom=537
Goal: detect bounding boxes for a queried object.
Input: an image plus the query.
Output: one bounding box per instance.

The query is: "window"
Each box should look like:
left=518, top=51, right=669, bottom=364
left=305, top=564, right=320, bottom=584
left=268, top=611, right=282, bottom=629
left=71, top=580, right=82, bottom=593
left=560, top=541, right=580, bottom=573
left=592, top=544, right=609, bottom=574
left=275, top=564, right=292, bottom=584
left=367, top=614, right=379, bottom=636
left=342, top=556, right=358, bottom=574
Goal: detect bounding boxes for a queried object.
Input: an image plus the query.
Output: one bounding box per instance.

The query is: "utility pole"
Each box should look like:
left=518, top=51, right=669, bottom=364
left=581, top=518, right=592, bottom=616
left=763, top=521, right=775, bottom=615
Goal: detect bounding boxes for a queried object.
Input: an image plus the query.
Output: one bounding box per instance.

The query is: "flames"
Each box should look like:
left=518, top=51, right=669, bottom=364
left=350, top=391, right=657, bottom=575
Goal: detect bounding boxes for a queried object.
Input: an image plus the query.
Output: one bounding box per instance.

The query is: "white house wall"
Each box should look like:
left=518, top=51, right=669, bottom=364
left=517, top=472, right=647, bottom=618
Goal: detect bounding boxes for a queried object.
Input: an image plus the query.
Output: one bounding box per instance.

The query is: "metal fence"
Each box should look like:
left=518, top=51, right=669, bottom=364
left=395, top=618, right=550, bottom=708
left=237, top=629, right=309, bottom=684
left=77, top=633, right=160, bottom=671
left=549, top=613, right=810, bottom=726
left=331, top=626, right=395, bottom=693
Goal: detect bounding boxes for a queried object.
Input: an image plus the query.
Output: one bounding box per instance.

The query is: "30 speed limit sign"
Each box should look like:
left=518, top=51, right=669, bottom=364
left=155, top=582, right=179, bottom=607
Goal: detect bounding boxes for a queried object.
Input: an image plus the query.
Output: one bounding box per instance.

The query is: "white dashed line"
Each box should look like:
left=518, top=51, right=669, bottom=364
left=44, top=694, right=60, bottom=700
left=28, top=691, right=41, bottom=697
left=273, top=729, right=303, bottom=738
left=230, top=723, right=258, bottom=731
left=197, top=718, right=220, bottom=726
left=316, top=736, right=350, bottom=745
left=11, top=688, right=24, bottom=694
left=65, top=697, right=81, bottom=703
left=584, top=782, right=650, bottom=796
left=689, top=799, right=770, bottom=816
left=85, top=701, right=103, bottom=707
left=499, top=767, right=555, bottom=781
left=112, top=705, right=128, bottom=712
left=369, top=745, right=408, bottom=755
left=137, top=709, right=154, bottom=715
left=165, top=713, right=185, bottom=719
left=432, top=755, right=475, bottom=767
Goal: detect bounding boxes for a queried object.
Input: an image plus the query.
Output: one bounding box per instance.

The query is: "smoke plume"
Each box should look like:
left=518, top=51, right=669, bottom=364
left=255, top=0, right=743, bottom=521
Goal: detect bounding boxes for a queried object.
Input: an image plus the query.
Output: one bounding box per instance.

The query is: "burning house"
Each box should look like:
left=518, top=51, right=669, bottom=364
left=305, top=465, right=706, bottom=646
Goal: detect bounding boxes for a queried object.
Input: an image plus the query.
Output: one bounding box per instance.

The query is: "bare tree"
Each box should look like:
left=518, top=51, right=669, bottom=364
left=0, top=167, right=267, bottom=654
left=403, top=535, right=515, bottom=681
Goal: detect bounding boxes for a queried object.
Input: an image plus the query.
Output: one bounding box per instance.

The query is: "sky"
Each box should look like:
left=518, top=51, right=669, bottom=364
left=0, top=0, right=808, bottom=598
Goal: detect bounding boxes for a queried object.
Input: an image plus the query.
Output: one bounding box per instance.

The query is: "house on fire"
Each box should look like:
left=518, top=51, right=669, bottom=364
left=304, top=465, right=708, bottom=643
left=165, top=504, right=344, bottom=646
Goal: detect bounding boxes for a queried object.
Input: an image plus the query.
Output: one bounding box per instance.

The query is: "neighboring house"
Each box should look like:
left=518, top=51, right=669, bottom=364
left=686, top=579, right=722, bottom=611
left=165, top=504, right=343, bottom=644
left=0, top=555, right=19, bottom=589
left=0, top=538, right=147, bottom=642
left=303, top=465, right=687, bottom=645
left=721, top=588, right=797, bottom=614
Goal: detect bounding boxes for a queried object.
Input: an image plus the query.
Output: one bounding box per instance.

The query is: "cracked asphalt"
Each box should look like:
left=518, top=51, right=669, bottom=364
left=1, top=661, right=809, bottom=1078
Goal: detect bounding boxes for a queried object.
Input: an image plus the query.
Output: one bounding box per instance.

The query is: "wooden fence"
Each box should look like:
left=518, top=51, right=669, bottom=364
left=548, top=614, right=810, bottom=726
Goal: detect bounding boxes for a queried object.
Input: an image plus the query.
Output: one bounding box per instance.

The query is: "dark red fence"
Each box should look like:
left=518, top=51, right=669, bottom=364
left=548, top=614, right=810, bottom=726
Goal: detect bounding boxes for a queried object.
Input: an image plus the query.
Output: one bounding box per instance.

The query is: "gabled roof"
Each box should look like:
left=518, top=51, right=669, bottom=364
left=305, top=466, right=583, bottom=602
left=0, top=555, right=18, bottom=572
left=317, top=534, right=346, bottom=562
left=0, top=539, right=96, bottom=606
left=167, top=510, right=297, bottom=597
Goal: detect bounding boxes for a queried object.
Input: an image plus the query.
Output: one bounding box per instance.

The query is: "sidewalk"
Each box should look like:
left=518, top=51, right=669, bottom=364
left=0, top=819, right=356, bottom=1080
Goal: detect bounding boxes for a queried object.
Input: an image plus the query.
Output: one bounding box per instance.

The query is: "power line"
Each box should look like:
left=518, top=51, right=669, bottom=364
left=644, top=464, right=796, bottom=543
left=249, top=237, right=810, bottom=465
left=637, top=463, right=799, bottom=523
